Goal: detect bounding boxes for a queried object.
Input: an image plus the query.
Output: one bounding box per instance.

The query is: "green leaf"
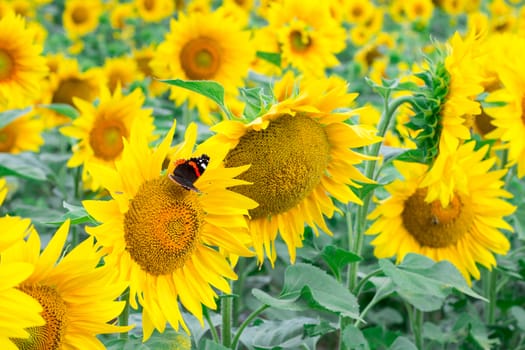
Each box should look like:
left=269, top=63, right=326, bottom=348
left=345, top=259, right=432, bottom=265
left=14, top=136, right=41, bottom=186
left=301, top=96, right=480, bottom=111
left=303, top=320, right=336, bottom=337
left=251, top=289, right=307, bottom=312
left=38, top=103, right=79, bottom=119
left=341, top=325, right=370, bottom=350
left=239, top=318, right=319, bottom=350
left=379, top=254, right=486, bottom=312
left=510, top=306, right=525, bottom=331
left=256, top=51, right=281, bottom=67
left=239, top=87, right=271, bottom=120
left=201, top=340, right=230, bottom=350
left=158, top=79, right=229, bottom=115
left=321, top=245, right=361, bottom=279
left=281, top=263, right=360, bottom=320
left=388, top=337, right=417, bottom=350
left=0, top=153, right=49, bottom=181
left=46, top=201, right=93, bottom=225
left=0, top=107, right=32, bottom=129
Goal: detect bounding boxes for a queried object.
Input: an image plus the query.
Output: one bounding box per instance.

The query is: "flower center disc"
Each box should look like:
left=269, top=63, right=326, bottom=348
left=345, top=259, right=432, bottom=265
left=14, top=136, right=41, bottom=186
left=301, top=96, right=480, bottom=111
left=72, top=6, right=88, bottom=25
left=52, top=78, right=93, bottom=105
left=180, top=37, right=221, bottom=80
left=89, top=118, right=127, bottom=161
left=402, top=188, right=474, bottom=248
left=289, top=30, right=312, bottom=53
left=124, top=177, right=204, bottom=276
left=0, top=49, right=14, bottom=81
left=0, top=126, right=15, bottom=152
left=225, top=113, right=330, bottom=219
left=12, top=284, right=68, bottom=350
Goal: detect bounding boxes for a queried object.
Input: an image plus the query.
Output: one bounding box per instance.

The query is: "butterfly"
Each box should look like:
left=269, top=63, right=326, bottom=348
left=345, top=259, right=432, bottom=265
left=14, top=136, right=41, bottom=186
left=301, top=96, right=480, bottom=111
left=169, top=154, right=210, bottom=192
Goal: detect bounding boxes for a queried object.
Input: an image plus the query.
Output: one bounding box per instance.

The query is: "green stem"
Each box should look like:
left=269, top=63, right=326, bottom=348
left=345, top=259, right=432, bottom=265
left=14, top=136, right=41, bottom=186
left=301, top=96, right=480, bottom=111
left=485, top=268, right=498, bottom=325
left=221, top=295, right=233, bottom=347
left=204, top=308, right=220, bottom=343
left=119, top=288, right=130, bottom=339
left=231, top=304, right=269, bottom=350
left=412, top=308, right=424, bottom=350
left=354, top=268, right=383, bottom=297
left=347, top=95, right=414, bottom=292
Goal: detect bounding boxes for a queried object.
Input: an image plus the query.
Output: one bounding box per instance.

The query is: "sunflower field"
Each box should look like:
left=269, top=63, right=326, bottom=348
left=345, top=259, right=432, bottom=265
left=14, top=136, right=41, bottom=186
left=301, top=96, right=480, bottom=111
left=2, top=0, right=525, bottom=349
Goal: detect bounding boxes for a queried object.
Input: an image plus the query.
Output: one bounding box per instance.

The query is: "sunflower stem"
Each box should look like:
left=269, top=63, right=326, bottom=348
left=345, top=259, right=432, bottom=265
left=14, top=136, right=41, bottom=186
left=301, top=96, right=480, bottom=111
left=412, top=308, right=424, bottom=349
left=231, top=304, right=269, bottom=350
left=347, top=94, right=413, bottom=293
left=484, top=268, right=498, bottom=325
left=203, top=308, right=220, bottom=343
left=221, top=294, right=233, bottom=347
left=118, top=288, right=130, bottom=339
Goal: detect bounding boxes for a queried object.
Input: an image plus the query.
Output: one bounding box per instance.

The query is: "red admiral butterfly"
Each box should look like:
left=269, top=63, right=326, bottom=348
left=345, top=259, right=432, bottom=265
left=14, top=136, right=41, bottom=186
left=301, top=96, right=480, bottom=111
left=169, top=154, right=210, bottom=192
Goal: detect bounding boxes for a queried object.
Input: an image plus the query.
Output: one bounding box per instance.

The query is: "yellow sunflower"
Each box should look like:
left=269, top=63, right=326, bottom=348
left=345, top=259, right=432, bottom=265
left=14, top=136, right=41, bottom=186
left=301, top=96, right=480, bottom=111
left=60, top=87, right=156, bottom=190
left=133, top=46, right=169, bottom=97
left=0, top=107, right=44, bottom=154
left=0, top=216, right=45, bottom=350
left=484, top=34, right=525, bottom=178
left=407, top=29, right=486, bottom=206
left=439, top=29, right=485, bottom=153
left=62, top=0, right=103, bottom=38
left=267, top=0, right=346, bottom=77
left=366, top=142, right=515, bottom=285
left=39, top=55, right=102, bottom=128
left=2, top=219, right=131, bottom=349
left=344, top=0, right=375, bottom=25
left=0, top=12, right=48, bottom=107
left=135, top=0, right=174, bottom=22
left=203, top=76, right=381, bottom=265
left=150, top=8, right=255, bottom=120
left=102, top=56, right=142, bottom=93
left=83, top=121, right=257, bottom=339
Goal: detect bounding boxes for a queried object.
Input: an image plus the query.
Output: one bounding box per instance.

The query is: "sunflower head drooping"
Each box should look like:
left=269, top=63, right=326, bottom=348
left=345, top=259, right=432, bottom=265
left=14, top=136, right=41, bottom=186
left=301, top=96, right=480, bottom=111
left=205, top=76, right=381, bottom=264
left=224, top=113, right=330, bottom=219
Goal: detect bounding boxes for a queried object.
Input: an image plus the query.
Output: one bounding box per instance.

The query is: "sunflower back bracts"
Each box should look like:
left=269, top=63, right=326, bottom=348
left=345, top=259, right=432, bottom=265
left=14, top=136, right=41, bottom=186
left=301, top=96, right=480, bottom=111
left=404, top=59, right=450, bottom=165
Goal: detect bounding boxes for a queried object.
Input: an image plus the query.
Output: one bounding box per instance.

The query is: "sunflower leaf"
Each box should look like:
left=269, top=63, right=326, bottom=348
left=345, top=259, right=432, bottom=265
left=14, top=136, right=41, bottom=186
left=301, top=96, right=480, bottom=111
left=280, top=263, right=360, bottom=320
left=158, top=79, right=231, bottom=117
left=45, top=201, right=93, bottom=225
left=341, top=325, right=370, bottom=350
left=321, top=245, right=361, bottom=280
left=239, top=318, right=319, bottom=350
left=0, top=153, right=49, bottom=181
left=252, top=289, right=306, bottom=311
left=38, top=103, right=79, bottom=119
left=0, top=107, right=32, bottom=129
left=379, top=254, right=486, bottom=312
left=256, top=51, right=281, bottom=67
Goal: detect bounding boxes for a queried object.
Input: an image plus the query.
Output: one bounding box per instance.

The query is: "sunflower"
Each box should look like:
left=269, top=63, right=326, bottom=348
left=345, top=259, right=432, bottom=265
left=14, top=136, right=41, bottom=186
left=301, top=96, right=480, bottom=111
left=102, top=56, right=142, bottom=93
left=133, top=46, right=168, bottom=97
left=344, top=0, right=375, bottom=25
left=62, top=0, right=103, bottom=38
left=483, top=34, right=525, bottom=178
left=0, top=107, right=44, bottom=154
left=134, top=0, right=174, bottom=22
left=267, top=0, right=346, bottom=77
left=0, top=12, right=48, bottom=107
left=0, top=216, right=45, bottom=350
left=83, top=122, right=257, bottom=339
left=60, top=87, right=155, bottom=190
left=202, top=76, right=381, bottom=265
left=406, top=29, right=485, bottom=205
left=2, top=219, right=131, bottom=349
left=39, top=55, right=102, bottom=128
left=150, top=8, right=254, bottom=120
left=366, top=142, right=515, bottom=285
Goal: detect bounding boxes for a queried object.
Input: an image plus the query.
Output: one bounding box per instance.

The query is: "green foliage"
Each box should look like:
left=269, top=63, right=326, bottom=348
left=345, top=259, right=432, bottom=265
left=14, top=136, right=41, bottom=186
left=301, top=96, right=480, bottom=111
left=380, top=254, right=486, bottom=312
